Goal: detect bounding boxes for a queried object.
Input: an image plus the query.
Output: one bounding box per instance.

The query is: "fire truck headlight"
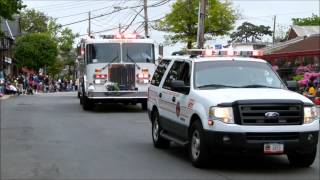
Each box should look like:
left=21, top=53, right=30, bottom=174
left=94, top=79, right=101, bottom=84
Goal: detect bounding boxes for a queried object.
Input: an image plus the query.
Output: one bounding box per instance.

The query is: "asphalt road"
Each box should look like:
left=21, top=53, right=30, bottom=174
left=1, top=92, right=319, bottom=180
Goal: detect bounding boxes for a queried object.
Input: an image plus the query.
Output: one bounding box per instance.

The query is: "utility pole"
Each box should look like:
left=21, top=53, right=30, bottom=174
left=143, top=0, right=149, bottom=38
left=197, top=0, right=206, bottom=49
left=88, top=11, right=91, bottom=36
left=272, top=15, right=276, bottom=43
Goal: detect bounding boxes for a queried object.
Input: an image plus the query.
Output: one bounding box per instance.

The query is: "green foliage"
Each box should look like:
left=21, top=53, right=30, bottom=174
left=58, top=28, right=79, bottom=53
left=292, top=14, right=320, bottom=26
left=20, top=9, right=49, bottom=33
left=155, top=0, right=237, bottom=48
left=18, top=8, right=79, bottom=77
left=0, top=0, right=24, bottom=20
left=13, top=33, right=58, bottom=71
left=47, top=59, right=64, bottom=77
left=292, top=75, right=304, bottom=81
left=230, top=22, right=273, bottom=43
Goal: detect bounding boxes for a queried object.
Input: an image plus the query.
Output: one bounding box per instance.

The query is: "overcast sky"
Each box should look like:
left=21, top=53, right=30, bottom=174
left=22, top=0, right=320, bottom=55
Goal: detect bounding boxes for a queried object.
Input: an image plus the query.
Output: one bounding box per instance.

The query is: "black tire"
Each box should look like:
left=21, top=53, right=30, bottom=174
left=77, top=92, right=81, bottom=98
left=189, top=121, right=210, bottom=168
left=287, top=148, right=317, bottom=167
left=152, top=110, right=170, bottom=149
left=82, top=95, right=94, bottom=111
left=142, top=100, right=147, bottom=110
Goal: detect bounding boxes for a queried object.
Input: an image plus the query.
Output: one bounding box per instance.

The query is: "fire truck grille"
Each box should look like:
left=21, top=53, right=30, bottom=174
left=109, top=64, right=135, bottom=90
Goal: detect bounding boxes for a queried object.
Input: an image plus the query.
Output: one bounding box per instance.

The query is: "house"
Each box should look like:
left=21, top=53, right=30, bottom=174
left=0, top=16, right=21, bottom=77
left=261, top=26, right=320, bottom=81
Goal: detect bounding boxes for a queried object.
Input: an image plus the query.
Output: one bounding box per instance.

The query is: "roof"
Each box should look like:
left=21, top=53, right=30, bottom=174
left=84, top=38, right=155, bottom=44
left=166, top=55, right=267, bottom=63
left=0, top=16, right=21, bottom=39
left=262, top=34, right=320, bottom=58
left=290, top=25, right=320, bottom=37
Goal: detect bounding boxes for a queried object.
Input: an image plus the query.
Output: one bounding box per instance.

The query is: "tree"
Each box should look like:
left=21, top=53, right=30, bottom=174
left=20, top=9, right=49, bottom=33
left=292, top=14, right=320, bottom=26
left=155, top=0, right=238, bottom=48
left=14, top=33, right=58, bottom=71
left=229, top=22, right=272, bottom=43
left=0, top=0, right=24, bottom=20
left=47, top=59, right=64, bottom=78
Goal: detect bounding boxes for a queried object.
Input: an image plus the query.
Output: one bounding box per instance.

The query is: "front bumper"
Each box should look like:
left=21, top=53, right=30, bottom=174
left=87, top=91, right=147, bottom=99
left=203, top=131, right=319, bottom=154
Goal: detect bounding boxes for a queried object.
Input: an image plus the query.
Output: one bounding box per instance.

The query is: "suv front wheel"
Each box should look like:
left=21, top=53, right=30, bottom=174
left=189, top=121, right=209, bottom=168
left=287, top=148, right=317, bottom=167
left=152, top=111, right=170, bottom=149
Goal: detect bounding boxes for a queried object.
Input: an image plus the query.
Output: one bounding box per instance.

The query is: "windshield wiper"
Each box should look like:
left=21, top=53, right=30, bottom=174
left=126, top=53, right=141, bottom=70
left=239, top=84, right=276, bottom=88
left=197, top=84, right=239, bottom=89
left=102, top=56, right=119, bottom=70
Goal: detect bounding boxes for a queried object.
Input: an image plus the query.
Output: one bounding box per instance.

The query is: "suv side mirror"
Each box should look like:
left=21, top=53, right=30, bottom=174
left=171, top=80, right=190, bottom=94
left=286, top=80, right=298, bottom=92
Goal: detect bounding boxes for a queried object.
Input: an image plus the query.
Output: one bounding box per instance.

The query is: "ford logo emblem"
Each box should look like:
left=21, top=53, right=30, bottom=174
left=265, top=112, right=280, bottom=119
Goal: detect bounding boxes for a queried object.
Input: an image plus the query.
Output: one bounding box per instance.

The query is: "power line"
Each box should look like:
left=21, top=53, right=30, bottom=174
left=80, top=16, right=165, bottom=36
left=59, top=0, right=170, bottom=27
left=122, top=8, right=144, bottom=33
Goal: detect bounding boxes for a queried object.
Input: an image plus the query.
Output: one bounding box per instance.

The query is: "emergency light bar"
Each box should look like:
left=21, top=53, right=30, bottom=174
left=185, top=48, right=264, bottom=58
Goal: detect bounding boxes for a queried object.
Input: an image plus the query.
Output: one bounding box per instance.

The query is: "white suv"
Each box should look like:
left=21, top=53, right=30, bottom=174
left=147, top=55, right=319, bottom=168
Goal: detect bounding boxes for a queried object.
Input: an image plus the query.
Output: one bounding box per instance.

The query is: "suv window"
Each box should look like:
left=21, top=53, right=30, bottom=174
left=163, top=61, right=191, bottom=90
left=151, top=59, right=171, bottom=86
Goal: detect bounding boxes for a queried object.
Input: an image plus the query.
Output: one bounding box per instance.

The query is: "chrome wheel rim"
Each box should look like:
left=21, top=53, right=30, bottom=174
left=191, top=130, right=200, bottom=160
left=153, top=118, right=159, bottom=141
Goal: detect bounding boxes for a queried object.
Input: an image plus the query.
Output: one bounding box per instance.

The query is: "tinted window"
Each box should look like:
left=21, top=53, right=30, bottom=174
left=151, top=59, right=171, bottom=86
left=195, top=61, right=284, bottom=89
left=122, top=43, right=155, bottom=63
left=86, top=43, right=120, bottom=64
left=163, top=61, right=191, bottom=90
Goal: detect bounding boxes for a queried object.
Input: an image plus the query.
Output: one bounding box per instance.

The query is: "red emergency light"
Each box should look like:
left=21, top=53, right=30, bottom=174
left=95, top=74, right=107, bottom=79
left=114, top=33, right=139, bottom=39
left=252, top=50, right=264, bottom=57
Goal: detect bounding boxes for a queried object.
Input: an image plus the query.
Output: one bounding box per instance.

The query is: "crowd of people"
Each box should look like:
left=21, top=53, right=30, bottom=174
left=0, top=73, right=77, bottom=96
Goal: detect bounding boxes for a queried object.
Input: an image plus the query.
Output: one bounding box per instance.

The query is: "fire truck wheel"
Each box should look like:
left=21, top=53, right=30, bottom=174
left=82, top=95, right=94, bottom=111
left=142, top=101, right=147, bottom=110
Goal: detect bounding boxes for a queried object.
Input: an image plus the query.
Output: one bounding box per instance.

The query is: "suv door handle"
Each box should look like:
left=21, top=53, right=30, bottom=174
left=159, top=93, right=162, bottom=98
left=172, top=97, right=176, bottom=102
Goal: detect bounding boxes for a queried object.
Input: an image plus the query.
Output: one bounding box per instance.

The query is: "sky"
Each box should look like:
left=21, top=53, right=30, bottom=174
left=22, top=0, right=320, bottom=56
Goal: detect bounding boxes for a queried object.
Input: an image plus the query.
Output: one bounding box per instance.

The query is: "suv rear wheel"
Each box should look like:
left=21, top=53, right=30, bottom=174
left=189, top=121, right=209, bottom=168
left=152, top=111, right=170, bottom=149
left=287, top=148, right=317, bottom=167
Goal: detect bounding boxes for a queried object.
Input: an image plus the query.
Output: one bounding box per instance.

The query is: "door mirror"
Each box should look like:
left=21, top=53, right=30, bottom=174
left=286, top=80, right=298, bottom=92
left=171, top=80, right=190, bottom=94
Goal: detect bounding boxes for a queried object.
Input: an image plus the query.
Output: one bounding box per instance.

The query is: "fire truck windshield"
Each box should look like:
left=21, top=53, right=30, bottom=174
left=86, top=43, right=120, bottom=64
left=122, top=43, right=155, bottom=63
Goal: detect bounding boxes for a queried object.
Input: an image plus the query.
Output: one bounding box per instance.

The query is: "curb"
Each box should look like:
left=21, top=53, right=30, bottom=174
left=0, top=95, right=12, bottom=100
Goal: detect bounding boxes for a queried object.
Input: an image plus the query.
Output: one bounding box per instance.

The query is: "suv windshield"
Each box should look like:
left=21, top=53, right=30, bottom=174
left=122, top=43, right=155, bottom=63
left=195, top=61, right=285, bottom=89
left=86, top=43, right=120, bottom=64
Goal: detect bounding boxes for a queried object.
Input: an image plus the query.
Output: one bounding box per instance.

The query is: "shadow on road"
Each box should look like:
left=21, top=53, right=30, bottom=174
left=91, top=103, right=146, bottom=113
left=160, top=144, right=313, bottom=173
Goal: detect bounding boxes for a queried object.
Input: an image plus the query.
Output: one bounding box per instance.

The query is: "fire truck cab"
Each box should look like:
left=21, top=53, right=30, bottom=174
left=77, top=33, right=156, bottom=110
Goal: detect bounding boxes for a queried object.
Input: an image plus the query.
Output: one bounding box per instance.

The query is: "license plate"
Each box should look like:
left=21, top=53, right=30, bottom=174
left=264, top=143, right=284, bottom=154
